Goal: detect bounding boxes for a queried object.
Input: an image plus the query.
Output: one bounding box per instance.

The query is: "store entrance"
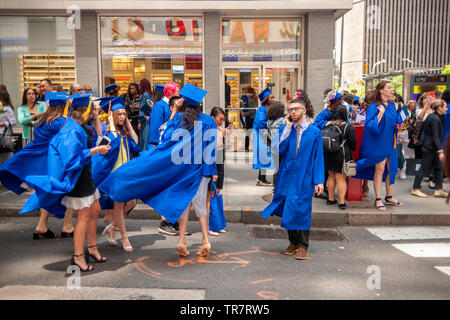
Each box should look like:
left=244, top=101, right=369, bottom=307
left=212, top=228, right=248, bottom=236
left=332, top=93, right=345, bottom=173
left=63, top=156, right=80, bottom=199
left=223, top=65, right=300, bottom=129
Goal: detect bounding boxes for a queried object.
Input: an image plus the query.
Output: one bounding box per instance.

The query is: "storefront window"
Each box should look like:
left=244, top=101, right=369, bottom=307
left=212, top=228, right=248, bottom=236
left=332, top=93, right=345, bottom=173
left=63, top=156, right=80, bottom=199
left=100, top=17, right=203, bottom=95
left=222, top=19, right=302, bottom=62
left=0, top=16, right=75, bottom=107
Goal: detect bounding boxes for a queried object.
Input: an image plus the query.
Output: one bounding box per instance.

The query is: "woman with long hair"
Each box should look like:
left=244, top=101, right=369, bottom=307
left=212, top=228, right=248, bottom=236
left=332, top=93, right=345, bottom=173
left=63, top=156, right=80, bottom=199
left=138, top=79, right=153, bottom=151
left=18, top=88, right=47, bottom=147
left=122, top=83, right=141, bottom=135
left=20, top=93, right=111, bottom=272
left=242, top=86, right=258, bottom=151
left=92, top=96, right=140, bottom=251
left=98, top=84, right=217, bottom=258
left=354, top=80, right=403, bottom=211
left=0, top=92, right=75, bottom=239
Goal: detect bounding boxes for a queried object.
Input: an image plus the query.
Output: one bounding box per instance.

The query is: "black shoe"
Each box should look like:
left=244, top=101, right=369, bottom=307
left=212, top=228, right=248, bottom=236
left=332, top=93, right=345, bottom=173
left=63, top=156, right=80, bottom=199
left=173, top=221, right=192, bottom=236
left=326, top=199, right=337, bottom=205
left=315, top=192, right=328, bottom=200
left=338, top=203, right=347, bottom=210
left=158, top=220, right=179, bottom=236
left=33, top=229, right=57, bottom=240
left=61, top=231, right=74, bottom=238
left=256, top=179, right=272, bottom=186
left=85, top=245, right=107, bottom=263
left=70, top=254, right=94, bottom=272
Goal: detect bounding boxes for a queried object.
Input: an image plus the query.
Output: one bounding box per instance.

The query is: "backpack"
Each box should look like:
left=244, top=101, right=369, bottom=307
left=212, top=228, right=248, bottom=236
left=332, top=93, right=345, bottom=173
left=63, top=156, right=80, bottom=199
left=322, top=123, right=347, bottom=154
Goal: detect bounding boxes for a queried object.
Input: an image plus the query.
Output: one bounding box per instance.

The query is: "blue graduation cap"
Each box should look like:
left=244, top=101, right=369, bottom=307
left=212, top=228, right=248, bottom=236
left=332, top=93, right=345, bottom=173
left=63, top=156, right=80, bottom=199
left=45, top=92, right=68, bottom=107
left=154, top=84, right=165, bottom=93
left=258, top=87, right=272, bottom=102
left=96, top=96, right=125, bottom=114
left=325, top=90, right=343, bottom=103
left=104, top=83, right=120, bottom=94
left=179, top=83, right=207, bottom=106
left=69, top=93, right=93, bottom=108
left=354, top=96, right=360, bottom=103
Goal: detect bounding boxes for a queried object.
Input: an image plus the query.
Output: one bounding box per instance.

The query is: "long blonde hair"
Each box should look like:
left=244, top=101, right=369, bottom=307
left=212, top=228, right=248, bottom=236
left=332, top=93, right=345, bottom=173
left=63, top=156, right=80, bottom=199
left=109, top=109, right=131, bottom=138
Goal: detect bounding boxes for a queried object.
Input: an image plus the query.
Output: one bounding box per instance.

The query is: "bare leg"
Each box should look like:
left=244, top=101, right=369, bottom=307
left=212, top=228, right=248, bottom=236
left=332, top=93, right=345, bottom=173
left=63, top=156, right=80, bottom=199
left=35, top=209, right=50, bottom=233
left=113, top=201, right=132, bottom=251
left=62, top=208, right=74, bottom=233
left=384, top=159, right=403, bottom=206
left=177, top=204, right=190, bottom=256
left=374, top=159, right=387, bottom=211
left=86, top=200, right=106, bottom=260
left=327, top=171, right=336, bottom=201
left=335, top=173, right=347, bottom=204
left=123, top=199, right=137, bottom=218
left=73, top=206, right=91, bottom=270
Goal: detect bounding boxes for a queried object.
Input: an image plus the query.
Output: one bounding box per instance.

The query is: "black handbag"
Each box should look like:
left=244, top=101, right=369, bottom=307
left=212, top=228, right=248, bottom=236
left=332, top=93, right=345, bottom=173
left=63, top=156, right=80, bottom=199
left=0, top=119, right=18, bottom=153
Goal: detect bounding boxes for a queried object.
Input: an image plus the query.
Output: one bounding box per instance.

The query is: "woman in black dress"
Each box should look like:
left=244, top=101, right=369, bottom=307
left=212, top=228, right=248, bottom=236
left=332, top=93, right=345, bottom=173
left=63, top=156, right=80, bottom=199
left=325, top=105, right=356, bottom=209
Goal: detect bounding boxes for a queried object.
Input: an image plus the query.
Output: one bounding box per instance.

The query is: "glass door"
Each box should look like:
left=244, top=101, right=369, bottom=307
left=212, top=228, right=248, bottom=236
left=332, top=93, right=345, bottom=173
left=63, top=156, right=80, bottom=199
left=263, top=67, right=299, bottom=106
left=224, top=66, right=262, bottom=129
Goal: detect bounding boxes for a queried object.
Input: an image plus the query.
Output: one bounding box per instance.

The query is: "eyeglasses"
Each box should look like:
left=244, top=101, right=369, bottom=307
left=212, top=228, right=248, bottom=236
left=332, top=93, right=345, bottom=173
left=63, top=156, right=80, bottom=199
left=85, top=89, right=92, bottom=92
left=75, top=88, right=83, bottom=92
left=287, top=106, right=304, bottom=113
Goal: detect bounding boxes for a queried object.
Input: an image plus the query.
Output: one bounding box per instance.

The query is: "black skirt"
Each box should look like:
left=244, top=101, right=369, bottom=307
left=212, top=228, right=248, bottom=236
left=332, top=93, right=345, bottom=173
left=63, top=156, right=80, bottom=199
left=67, top=161, right=96, bottom=197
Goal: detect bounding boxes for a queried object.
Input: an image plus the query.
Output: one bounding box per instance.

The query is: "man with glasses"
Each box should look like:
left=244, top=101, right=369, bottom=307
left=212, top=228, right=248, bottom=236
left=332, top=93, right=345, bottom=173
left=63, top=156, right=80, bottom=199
left=261, top=98, right=325, bottom=260
left=38, top=79, right=53, bottom=101
left=69, top=83, right=83, bottom=95
left=83, top=84, right=93, bottom=93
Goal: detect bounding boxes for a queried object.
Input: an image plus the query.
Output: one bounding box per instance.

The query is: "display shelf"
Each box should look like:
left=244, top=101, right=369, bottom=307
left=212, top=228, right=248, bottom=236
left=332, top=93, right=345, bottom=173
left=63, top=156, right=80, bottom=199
left=19, top=54, right=76, bottom=93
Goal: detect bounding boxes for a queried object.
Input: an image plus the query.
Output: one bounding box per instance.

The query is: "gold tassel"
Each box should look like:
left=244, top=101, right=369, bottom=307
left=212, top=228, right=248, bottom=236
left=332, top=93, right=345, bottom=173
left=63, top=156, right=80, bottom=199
left=63, top=100, right=70, bottom=117
left=82, top=100, right=92, bottom=120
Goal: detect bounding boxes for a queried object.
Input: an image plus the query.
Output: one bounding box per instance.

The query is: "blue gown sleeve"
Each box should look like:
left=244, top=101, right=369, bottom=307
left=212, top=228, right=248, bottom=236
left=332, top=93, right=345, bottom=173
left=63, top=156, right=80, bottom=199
left=201, top=120, right=217, bottom=177
left=313, top=109, right=331, bottom=129
left=313, top=129, right=325, bottom=185
left=149, top=102, right=165, bottom=145
left=271, top=124, right=290, bottom=156
left=129, top=136, right=140, bottom=154
left=364, top=104, right=384, bottom=135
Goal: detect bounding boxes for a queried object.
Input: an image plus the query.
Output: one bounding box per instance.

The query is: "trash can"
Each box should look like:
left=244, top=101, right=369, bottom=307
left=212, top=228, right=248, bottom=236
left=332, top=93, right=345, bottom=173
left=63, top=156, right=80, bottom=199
left=346, top=124, right=364, bottom=201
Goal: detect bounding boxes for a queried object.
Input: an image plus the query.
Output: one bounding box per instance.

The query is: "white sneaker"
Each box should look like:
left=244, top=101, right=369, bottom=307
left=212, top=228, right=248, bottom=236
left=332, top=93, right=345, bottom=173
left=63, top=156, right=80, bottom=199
left=399, top=168, right=407, bottom=179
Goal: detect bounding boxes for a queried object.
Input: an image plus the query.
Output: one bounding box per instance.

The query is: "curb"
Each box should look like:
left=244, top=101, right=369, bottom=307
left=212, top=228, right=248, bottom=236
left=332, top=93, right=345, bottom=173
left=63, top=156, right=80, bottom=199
left=1, top=206, right=450, bottom=227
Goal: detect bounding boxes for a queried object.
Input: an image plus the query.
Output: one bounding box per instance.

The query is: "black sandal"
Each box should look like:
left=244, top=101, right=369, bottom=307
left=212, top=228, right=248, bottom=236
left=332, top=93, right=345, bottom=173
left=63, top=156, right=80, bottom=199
left=33, top=229, right=57, bottom=240
left=61, top=231, right=74, bottom=238
left=374, top=198, right=386, bottom=211
left=70, top=253, right=94, bottom=272
left=384, top=196, right=402, bottom=206
left=85, top=244, right=107, bottom=263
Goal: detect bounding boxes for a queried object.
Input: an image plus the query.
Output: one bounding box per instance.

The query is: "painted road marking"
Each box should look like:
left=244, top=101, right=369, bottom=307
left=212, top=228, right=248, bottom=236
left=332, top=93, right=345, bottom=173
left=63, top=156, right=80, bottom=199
left=391, top=243, right=450, bottom=258
left=367, top=227, right=450, bottom=241
left=434, top=266, right=450, bottom=277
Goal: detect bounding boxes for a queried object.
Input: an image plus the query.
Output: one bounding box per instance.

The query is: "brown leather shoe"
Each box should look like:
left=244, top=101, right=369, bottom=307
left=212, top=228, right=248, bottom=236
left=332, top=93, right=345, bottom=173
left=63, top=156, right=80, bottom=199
left=295, top=247, right=309, bottom=260
left=283, top=244, right=299, bottom=255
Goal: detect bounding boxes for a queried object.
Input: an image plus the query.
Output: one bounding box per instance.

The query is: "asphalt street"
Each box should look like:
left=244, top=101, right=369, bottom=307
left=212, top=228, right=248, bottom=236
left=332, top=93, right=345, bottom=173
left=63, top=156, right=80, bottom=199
left=0, top=217, right=449, bottom=300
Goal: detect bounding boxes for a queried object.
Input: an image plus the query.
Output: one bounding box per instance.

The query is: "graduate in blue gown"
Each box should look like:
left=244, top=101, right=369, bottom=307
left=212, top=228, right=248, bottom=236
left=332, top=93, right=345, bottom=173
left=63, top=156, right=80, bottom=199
left=312, top=89, right=344, bottom=129
left=354, top=81, right=403, bottom=211
left=0, top=92, right=76, bottom=239
left=99, top=83, right=217, bottom=258
left=21, top=93, right=111, bottom=272
left=253, top=87, right=275, bottom=186
left=148, top=82, right=180, bottom=147
left=442, top=90, right=450, bottom=145
left=261, top=97, right=325, bottom=260
left=91, top=96, right=140, bottom=251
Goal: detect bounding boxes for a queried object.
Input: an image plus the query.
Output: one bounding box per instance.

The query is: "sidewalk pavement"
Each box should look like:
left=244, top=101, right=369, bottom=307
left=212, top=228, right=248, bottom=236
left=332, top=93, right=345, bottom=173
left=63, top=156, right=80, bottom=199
left=1, top=151, right=449, bottom=226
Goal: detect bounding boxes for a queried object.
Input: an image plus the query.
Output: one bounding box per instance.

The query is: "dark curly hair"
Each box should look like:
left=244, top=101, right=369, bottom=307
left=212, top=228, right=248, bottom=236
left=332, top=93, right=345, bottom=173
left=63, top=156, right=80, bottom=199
left=292, top=90, right=314, bottom=119
left=266, top=101, right=285, bottom=120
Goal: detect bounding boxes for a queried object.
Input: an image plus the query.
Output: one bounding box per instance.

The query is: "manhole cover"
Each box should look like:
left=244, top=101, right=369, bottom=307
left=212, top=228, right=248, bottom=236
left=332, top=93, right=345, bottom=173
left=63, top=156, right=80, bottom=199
left=248, top=225, right=348, bottom=242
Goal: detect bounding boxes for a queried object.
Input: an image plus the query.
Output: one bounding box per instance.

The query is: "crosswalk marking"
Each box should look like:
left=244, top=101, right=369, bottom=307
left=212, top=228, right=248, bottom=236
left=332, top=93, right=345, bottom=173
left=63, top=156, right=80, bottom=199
left=367, top=227, right=450, bottom=241
left=391, top=243, right=450, bottom=258
left=434, top=266, right=450, bottom=277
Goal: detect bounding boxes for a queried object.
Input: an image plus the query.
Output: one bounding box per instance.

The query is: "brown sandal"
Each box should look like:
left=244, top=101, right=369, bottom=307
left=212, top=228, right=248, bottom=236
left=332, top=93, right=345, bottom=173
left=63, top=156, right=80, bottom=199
left=177, top=245, right=190, bottom=257
left=197, top=242, right=211, bottom=258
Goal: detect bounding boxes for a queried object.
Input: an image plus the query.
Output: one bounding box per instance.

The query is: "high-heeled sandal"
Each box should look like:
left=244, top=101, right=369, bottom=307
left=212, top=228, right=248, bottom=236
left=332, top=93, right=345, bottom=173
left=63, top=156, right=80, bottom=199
left=121, top=237, right=133, bottom=252
left=33, top=229, right=57, bottom=240
left=177, top=245, right=190, bottom=257
left=85, top=244, right=107, bottom=263
left=70, top=253, right=94, bottom=272
left=197, top=242, right=211, bottom=258
left=61, top=230, right=74, bottom=238
left=104, top=224, right=118, bottom=246
left=374, top=198, right=386, bottom=211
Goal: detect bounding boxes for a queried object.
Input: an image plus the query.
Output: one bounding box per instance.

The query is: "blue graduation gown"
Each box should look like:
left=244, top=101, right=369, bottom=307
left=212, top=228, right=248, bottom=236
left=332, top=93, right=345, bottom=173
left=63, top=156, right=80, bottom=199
left=99, top=112, right=217, bottom=224
left=0, top=117, right=66, bottom=194
left=252, top=105, right=273, bottom=169
left=355, top=101, right=402, bottom=184
left=443, top=103, right=450, bottom=145
left=312, top=108, right=332, bottom=129
left=91, top=131, right=140, bottom=209
left=139, top=92, right=153, bottom=151
left=148, top=99, right=171, bottom=146
left=261, top=124, right=325, bottom=230
left=20, top=118, right=93, bottom=218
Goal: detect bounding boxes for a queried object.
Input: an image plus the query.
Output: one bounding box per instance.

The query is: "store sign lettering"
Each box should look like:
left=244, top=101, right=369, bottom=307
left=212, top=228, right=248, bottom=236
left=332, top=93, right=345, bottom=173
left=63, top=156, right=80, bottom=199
left=112, top=18, right=201, bottom=41
left=230, top=21, right=269, bottom=43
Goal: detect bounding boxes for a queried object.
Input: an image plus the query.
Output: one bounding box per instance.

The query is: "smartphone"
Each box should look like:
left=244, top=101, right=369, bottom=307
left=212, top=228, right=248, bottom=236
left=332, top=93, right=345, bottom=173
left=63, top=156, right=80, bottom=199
left=97, top=135, right=111, bottom=146
left=288, top=115, right=293, bottom=122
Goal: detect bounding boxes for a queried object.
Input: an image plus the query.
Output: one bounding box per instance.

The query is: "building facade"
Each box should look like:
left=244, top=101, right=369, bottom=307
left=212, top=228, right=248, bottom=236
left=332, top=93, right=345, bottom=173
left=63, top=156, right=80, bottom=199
left=336, top=0, right=449, bottom=100
left=0, top=0, right=352, bottom=126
